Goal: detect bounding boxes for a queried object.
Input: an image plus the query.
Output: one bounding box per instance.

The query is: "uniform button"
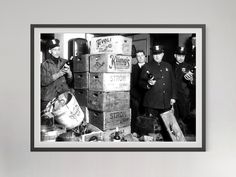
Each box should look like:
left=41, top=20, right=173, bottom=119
left=163, top=91, right=165, bottom=93
left=163, top=83, right=165, bottom=85
left=162, top=76, right=164, bottom=78
left=160, top=70, right=162, bottom=72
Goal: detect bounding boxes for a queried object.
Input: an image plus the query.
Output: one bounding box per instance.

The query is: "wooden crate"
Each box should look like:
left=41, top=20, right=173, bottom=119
left=73, top=54, right=90, bottom=72
left=89, top=73, right=130, bottom=91
left=88, top=91, right=130, bottom=111
left=90, top=54, right=132, bottom=73
left=74, top=72, right=89, bottom=89
left=89, top=109, right=131, bottom=131
left=81, top=123, right=103, bottom=142
left=160, top=109, right=186, bottom=141
left=103, top=125, right=131, bottom=142
left=90, top=35, right=132, bottom=55
left=74, top=89, right=88, bottom=106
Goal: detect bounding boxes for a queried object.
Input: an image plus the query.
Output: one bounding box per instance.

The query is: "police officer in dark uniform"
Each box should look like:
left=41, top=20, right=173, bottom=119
left=41, top=39, right=73, bottom=111
left=185, top=33, right=196, bottom=112
left=173, top=47, right=194, bottom=123
left=139, top=45, right=177, bottom=117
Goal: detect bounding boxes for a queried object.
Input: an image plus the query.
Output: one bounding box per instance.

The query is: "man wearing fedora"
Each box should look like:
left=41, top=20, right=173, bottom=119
left=173, top=46, right=194, bottom=124
left=41, top=39, right=73, bottom=111
left=139, top=45, right=177, bottom=117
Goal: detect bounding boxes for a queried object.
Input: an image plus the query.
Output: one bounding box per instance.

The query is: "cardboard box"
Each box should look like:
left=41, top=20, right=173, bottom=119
left=88, top=91, right=130, bottom=111
left=89, top=73, right=130, bottom=92
left=90, top=35, right=132, bottom=55
left=73, top=54, right=90, bottom=72
left=74, top=72, right=89, bottom=89
left=90, top=54, right=132, bottom=73
left=89, top=109, right=131, bottom=131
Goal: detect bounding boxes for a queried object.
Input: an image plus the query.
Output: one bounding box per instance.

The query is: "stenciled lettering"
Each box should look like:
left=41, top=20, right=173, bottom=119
left=109, top=55, right=130, bottom=69
left=110, top=111, right=127, bottom=119
left=109, top=74, right=128, bottom=82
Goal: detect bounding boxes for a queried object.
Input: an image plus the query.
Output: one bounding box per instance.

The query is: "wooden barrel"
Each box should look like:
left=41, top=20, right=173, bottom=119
left=52, top=92, right=84, bottom=129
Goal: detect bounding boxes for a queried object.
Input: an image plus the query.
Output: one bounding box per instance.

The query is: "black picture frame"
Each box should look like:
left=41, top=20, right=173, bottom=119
left=31, top=24, right=206, bottom=151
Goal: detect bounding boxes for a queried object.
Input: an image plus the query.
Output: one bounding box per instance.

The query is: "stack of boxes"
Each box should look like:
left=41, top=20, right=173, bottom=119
left=88, top=35, right=133, bottom=141
left=73, top=54, right=90, bottom=118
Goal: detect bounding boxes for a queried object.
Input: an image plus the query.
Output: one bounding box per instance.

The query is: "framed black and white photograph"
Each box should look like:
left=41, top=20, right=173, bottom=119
left=31, top=24, right=205, bottom=151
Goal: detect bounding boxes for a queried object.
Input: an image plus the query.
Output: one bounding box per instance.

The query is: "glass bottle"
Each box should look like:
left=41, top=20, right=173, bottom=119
left=113, top=127, right=121, bottom=142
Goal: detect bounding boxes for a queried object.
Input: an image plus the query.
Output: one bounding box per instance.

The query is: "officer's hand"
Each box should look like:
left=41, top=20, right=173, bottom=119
left=148, top=78, right=156, bottom=86
left=184, top=71, right=193, bottom=81
left=170, top=99, right=176, bottom=106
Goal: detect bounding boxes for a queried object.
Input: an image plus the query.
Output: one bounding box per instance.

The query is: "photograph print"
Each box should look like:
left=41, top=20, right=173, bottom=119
left=31, top=24, right=205, bottom=151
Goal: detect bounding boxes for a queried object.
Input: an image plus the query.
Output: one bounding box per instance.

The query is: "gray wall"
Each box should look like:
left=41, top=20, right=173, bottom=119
left=0, top=0, right=236, bottom=177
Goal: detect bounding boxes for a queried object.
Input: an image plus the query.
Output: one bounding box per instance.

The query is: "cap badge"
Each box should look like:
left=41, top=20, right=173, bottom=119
left=52, top=39, right=56, bottom=45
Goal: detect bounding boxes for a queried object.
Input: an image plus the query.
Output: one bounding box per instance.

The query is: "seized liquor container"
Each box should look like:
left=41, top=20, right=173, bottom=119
left=88, top=91, right=130, bottom=112
left=89, top=109, right=131, bottom=131
left=113, top=127, right=121, bottom=142
left=80, top=123, right=103, bottom=142
left=73, top=54, right=90, bottom=72
left=103, top=125, right=131, bottom=142
left=74, top=72, right=89, bottom=89
left=89, top=73, right=130, bottom=92
left=90, top=54, right=132, bottom=73
left=68, top=38, right=89, bottom=59
left=74, top=89, right=88, bottom=106
left=90, top=35, right=132, bottom=55
left=49, top=92, right=84, bottom=129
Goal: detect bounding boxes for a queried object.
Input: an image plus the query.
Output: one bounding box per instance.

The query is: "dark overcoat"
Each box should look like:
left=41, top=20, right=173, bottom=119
left=139, top=61, right=177, bottom=109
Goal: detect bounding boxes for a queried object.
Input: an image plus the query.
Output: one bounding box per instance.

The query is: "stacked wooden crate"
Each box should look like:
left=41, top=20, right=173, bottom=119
left=73, top=54, right=90, bottom=117
left=89, top=35, right=133, bottom=141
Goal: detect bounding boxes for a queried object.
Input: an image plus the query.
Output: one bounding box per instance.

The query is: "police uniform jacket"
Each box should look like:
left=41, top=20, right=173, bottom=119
left=139, top=61, right=177, bottom=109
left=173, top=62, right=192, bottom=99
left=41, top=56, right=71, bottom=102
left=186, top=47, right=196, bottom=67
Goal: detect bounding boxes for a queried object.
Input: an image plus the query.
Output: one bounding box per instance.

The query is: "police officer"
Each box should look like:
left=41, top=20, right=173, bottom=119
left=173, top=46, right=194, bottom=123
left=139, top=45, right=177, bottom=117
left=186, top=33, right=196, bottom=67
left=41, top=39, right=73, bottom=111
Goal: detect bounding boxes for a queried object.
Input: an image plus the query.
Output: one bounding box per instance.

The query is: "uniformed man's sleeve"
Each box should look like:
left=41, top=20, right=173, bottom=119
left=169, top=65, right=177, bottom=99
left=41, top=63, right=54, bottom=86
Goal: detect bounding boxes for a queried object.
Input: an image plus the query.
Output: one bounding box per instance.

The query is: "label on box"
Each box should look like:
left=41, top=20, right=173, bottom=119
left=90, top=36, right=132, bottom=55
left=90, top=54, right=132, bottom=73
left=89, top=109, right=131, bottom=131
left=89, top=73, right=130, bottom=91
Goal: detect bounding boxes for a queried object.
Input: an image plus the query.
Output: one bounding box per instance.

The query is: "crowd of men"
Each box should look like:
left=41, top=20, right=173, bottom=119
left=130, top=35, right=196, bottom=135
left=41, top=35, right=196, bottom=137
